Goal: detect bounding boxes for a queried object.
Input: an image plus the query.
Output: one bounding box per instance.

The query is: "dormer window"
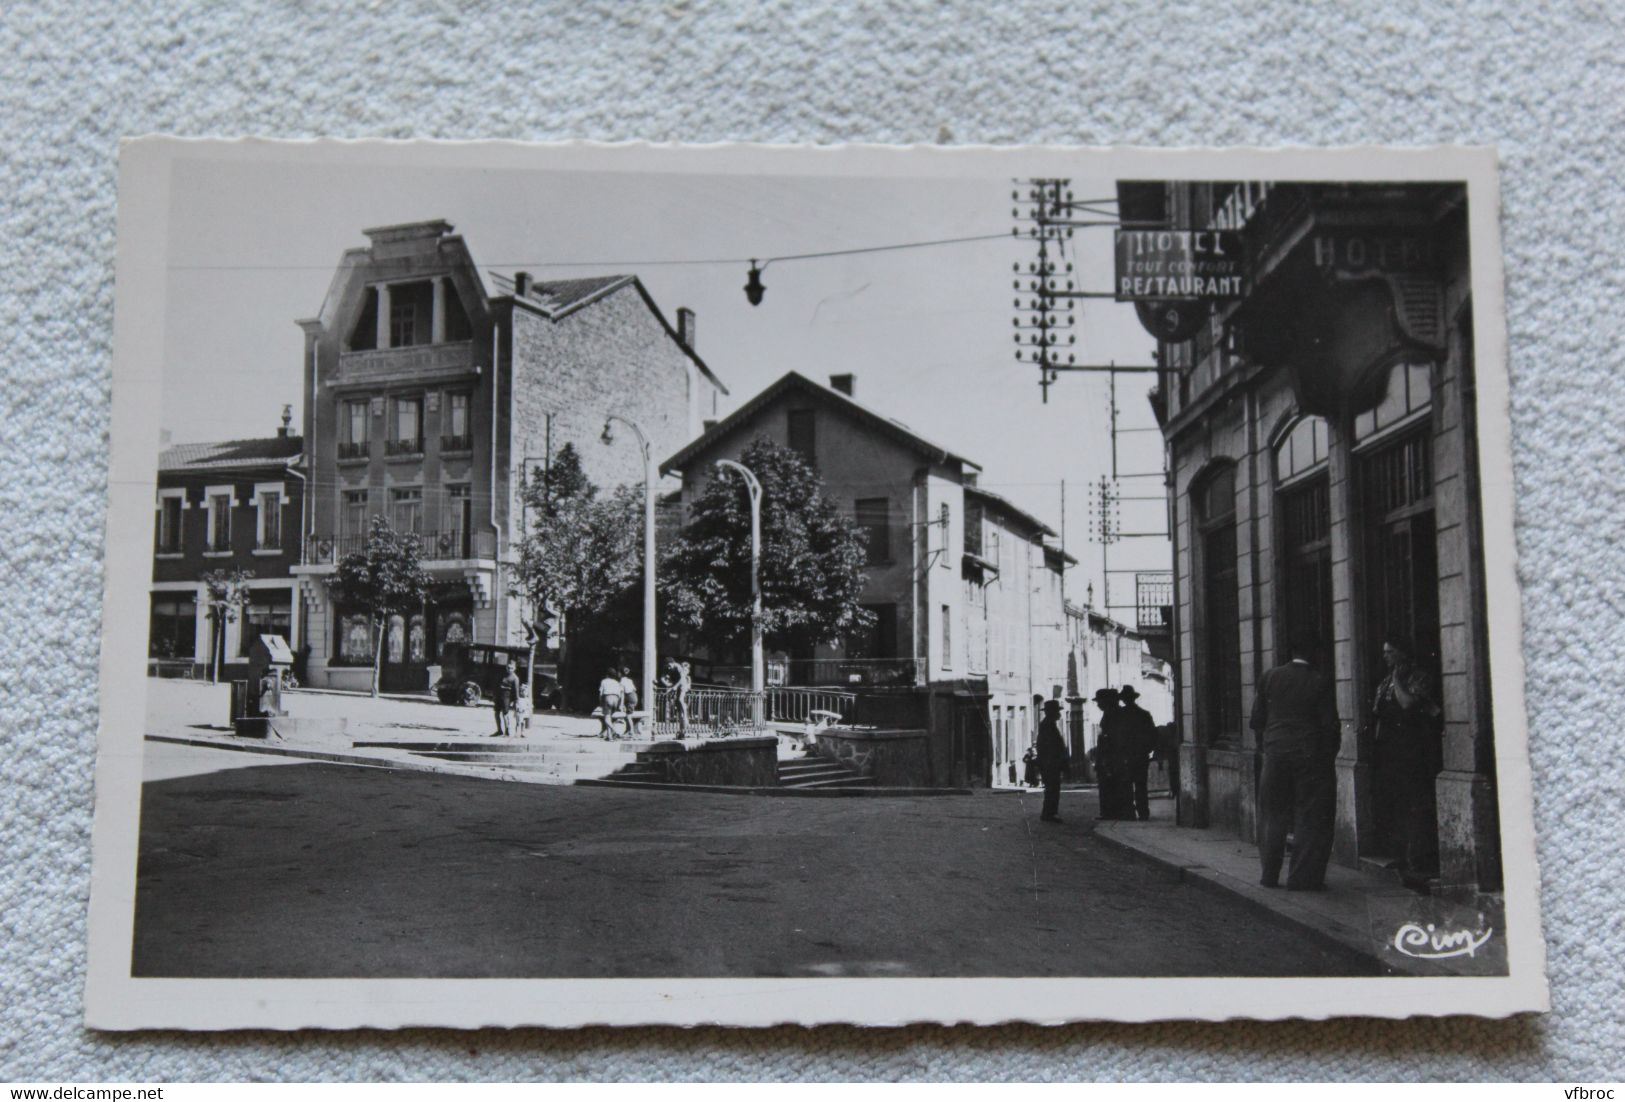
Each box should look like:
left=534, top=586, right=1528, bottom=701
left=349, top=288, right=379, bottom=351
left=388, top=281, right=435, bottom=348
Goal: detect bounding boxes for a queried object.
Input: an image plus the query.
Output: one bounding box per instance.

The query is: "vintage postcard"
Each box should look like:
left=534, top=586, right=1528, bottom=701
left=85, top=139, right=1547, bottom=1028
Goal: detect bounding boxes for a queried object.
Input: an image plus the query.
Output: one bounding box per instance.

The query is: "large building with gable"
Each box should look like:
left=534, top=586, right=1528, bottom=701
left=288, top=219, right=727, bottom=692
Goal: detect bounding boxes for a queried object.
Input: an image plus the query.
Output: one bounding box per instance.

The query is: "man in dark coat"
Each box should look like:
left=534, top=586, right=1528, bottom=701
left=1091, top=688, right=1129, bottom=820
left=1118, top=684, right=1157, bottom=821
left=1035, top=699, right=1070, bottom=822
left=1250, top=632, right=1341, bottom=890
left=1372, top=636, right=1444, bottom=886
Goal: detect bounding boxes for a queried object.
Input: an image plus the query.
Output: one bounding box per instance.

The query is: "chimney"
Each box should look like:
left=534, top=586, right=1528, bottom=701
left=677, top=307, right=696, bottom=349
left=830, top=373, right=855, bottom=397
left=513, top=271, right=531, bottom=298
left=278, top=404, right=293, bottom=439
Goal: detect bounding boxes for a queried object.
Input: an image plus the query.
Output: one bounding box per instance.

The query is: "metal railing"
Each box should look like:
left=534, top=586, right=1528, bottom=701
left=643, top=684, right=854, bottom=740
left=764, top=685, right=856, bottom=726
left=650, top=687, right=766, bottom=739
left=336, top=441, right=369, bottom=461
left=384, top=437, right=424, bottom=458
left=440, top=433, right=473, bottom=452
left=1135, top=571, right=1174, bottom=631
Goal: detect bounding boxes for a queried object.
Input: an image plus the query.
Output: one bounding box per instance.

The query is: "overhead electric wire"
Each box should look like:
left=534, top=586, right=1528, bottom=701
left=170, top=231, right=1016, bottom=272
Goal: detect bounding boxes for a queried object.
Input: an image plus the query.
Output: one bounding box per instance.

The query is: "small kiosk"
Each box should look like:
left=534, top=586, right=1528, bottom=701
left=245, top=634, right=294, bottom=719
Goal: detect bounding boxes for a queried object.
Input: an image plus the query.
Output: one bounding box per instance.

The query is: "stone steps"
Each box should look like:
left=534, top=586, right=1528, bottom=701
left=353, top=737, right=653, bottom=755
left=776, top=755, right=872, bottom=788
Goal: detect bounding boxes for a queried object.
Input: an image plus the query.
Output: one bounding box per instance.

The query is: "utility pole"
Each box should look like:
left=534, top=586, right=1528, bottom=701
left=602, top=415, right=656, bottom=727
left=715, top=459, right=764, bottom=730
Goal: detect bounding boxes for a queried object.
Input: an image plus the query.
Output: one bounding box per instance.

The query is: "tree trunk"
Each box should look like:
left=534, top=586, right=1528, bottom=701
left=371, top=614, right=384, bottom=698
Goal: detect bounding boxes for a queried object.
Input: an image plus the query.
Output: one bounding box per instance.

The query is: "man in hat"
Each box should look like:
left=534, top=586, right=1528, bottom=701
left=1118, top=684, right=1158, bottom=821
left=1035, top=698, right=1070, bottom=822
left=1250, top=631, right=1341, bottom=890
left=1091, top=688, right=1128, bottom=820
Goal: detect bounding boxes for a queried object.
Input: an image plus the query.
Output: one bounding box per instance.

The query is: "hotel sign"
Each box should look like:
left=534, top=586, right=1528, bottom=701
left=1115, top=229, right=1246, bottom=301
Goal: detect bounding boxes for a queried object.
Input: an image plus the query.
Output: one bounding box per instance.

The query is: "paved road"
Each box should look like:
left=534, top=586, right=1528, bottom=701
left=131, top=747, right=1375, bottom=978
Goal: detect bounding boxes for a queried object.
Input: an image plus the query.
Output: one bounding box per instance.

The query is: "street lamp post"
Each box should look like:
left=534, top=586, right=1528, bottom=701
left=715, top=459, right=763, bottom=729
left=602, top=416, right=656, bottom=731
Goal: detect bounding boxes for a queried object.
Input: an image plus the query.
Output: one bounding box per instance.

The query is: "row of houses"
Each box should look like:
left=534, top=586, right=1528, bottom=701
left=148, top=219, right=1168, bottom=787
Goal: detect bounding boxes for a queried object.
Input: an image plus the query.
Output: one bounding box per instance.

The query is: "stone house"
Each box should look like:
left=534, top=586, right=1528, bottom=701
left=662, top=371, right=1078, bottom=787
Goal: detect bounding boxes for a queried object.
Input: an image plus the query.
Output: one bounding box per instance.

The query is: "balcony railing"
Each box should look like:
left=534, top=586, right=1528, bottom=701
left=384, top=437, right=424, bottom=458
left=305, top=527, right=487, bottom=564
left=440, top=433, right=473, bottom=453
left=336, top=441, right=369, bottom=461
left=1135, top=571, right=1174, bottom=632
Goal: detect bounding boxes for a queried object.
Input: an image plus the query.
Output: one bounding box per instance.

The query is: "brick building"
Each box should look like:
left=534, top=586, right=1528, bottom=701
left=290, top=219, right=726, bottom=692
left=148, top=412, right=304, bottom=682
left=1123, top=180, right=1499, bottom=891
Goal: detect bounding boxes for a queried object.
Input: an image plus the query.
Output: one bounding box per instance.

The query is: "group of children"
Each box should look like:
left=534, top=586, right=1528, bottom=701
left=596, top=666, right=643, bottom=739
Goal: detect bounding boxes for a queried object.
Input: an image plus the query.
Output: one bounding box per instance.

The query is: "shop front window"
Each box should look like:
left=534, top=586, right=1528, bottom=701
left=149, top=596, right=197, bottom=659
left=438, top=613, right=469, bottom=659
left=340, top=614, right=373, bottom=663
left=239, top=595, right=292, bottom=656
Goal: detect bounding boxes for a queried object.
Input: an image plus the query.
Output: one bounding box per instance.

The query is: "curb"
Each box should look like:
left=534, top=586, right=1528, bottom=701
left=1089, top=821, right=1412, bottom=976
left=575, top=778, right=972, bottom=797
left=143, top=734, right=577, bottom=785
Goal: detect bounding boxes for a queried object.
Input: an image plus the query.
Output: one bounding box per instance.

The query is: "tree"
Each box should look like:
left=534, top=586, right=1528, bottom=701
left=200, top=567, right=255, bottom=684
left=661, top=437, right=873, bottom=657
left=512, top=444, right=642, bottom=704
left=324, top=515, right=434, bottom=697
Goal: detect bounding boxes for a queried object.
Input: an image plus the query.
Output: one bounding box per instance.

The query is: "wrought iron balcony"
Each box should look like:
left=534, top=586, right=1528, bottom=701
left=384, top=437, right=424, bottom=458
left=304, top=527, right=488, bottom=564
left=336, top=440, right=369, bottom=461
left=1135, top=571, right=1174, bottom=632
left=440, top=433, right=473, bottom=453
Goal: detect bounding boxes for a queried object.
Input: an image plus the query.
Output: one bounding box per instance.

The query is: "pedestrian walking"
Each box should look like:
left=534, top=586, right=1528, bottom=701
left=1118, top=684, right=1157, bottom=821
left=618, top=666, right=643, bottom=737
left=597, top=667, right=625, bottom=739
left=1371, top=635, right=1443, bottom=887
left=1091, top=688, right=1131, bottom=820
left=1036, top=699, right=1070, bottom=822
left=1022, top=746, right=1040, bottom=788
left=662, top=658, right=692, bottom=739
left=1250, top=632, right=1341, bottom=891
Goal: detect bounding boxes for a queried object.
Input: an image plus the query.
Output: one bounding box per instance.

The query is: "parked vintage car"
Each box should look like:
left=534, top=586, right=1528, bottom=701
left=434, top=642, right=559, bottom=708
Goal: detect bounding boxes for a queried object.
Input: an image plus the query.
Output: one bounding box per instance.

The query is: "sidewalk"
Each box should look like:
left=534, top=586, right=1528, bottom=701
left=1093, top=797, right=1507, bottom=977
left=143, top=677, right=645, bottom=785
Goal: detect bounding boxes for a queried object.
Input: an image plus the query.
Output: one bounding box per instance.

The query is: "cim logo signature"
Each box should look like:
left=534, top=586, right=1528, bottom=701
left=1391, top=921, right=1495, bottom=960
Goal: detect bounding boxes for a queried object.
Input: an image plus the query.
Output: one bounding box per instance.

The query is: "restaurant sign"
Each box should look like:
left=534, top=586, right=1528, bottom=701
left=1115, top=229, right=1246, bottom=301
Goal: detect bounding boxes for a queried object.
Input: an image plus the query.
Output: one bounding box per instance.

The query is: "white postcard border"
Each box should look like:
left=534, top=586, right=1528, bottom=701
left=86, top=138, right=1547, bottom=1029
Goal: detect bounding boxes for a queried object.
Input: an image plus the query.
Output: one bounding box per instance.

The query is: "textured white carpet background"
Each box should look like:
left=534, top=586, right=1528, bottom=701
left=2, top=0, right=1622, bottom=1081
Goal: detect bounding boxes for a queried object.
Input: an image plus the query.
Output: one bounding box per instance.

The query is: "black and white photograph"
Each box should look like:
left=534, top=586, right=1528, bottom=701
left=85, top=140, right=1545, bottom=1028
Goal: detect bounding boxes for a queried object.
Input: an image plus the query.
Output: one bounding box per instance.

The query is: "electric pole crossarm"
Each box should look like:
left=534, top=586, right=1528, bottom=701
left=1042, top=365, right=1161, bottom=374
